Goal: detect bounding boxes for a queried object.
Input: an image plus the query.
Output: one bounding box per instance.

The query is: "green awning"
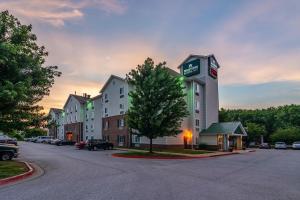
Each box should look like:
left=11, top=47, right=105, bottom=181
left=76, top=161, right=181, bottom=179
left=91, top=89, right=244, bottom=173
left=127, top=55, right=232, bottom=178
left=200, top=122, right=247, bottom=136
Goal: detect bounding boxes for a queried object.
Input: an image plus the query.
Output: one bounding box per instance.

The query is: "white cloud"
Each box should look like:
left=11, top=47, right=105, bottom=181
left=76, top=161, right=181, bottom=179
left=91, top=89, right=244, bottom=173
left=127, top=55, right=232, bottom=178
left=0, top=0, right=127, bottom=26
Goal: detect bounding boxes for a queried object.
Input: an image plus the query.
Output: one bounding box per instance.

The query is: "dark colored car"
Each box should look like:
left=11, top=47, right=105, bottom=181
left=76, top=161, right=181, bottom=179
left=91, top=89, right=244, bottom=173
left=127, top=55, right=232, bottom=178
left=259, top=143, right=271, bottom=149
left=55, top=140, right=76, bottom=146
left=0, top=135, right=18, bottom=146
left=75, top=141, right=86, bottom=149
left=0, top=144, right=19, bottom=161
left=87, top=139, right=114, bottom=151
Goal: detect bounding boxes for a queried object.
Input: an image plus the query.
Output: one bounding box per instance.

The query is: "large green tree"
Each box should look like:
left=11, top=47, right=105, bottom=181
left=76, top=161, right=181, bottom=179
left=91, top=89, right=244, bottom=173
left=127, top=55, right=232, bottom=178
left=126, top=58, right=188, bottom=153
left=0, top=11, right=61, bottom=132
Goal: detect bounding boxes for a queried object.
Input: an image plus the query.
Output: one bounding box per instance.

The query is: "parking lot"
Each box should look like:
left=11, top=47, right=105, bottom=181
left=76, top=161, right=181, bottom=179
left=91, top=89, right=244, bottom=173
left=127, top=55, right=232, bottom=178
left=0, top=142, right=300, bottom=200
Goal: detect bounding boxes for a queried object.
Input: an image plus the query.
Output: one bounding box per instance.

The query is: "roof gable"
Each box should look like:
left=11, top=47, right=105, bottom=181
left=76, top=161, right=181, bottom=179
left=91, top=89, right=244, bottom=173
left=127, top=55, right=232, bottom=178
left=63, top=94, right=89, bottom=109
left=201, top=122, right=247, bottom=136
left=100, top=75, right=125, bottom=93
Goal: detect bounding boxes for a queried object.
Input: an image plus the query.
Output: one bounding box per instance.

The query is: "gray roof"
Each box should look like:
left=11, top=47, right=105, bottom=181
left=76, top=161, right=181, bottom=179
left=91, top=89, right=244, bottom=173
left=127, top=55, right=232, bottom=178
left=72, top=95, right=89, bottom=104
left=49, top=108, right=63, bottom=113
left=200, top=122, right=247, bottom=136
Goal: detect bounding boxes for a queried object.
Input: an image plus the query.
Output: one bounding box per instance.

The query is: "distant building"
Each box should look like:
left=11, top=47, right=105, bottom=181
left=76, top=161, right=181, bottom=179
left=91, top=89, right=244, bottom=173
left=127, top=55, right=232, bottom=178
left=48, top=54, right=247, bottom=150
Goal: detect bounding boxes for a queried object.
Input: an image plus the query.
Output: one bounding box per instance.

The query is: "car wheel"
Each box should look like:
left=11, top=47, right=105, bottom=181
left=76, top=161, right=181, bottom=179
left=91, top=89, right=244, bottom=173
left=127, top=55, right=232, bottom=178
left=1, top=153, right=12, bottom=161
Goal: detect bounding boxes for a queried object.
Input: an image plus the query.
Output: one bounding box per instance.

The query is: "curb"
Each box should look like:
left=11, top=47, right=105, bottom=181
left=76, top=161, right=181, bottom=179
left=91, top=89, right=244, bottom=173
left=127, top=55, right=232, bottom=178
left=0, top=161, right=35, bottom=186
left=112, top=149, right=254, bottom=160
left=112, top=153, right=197, bottom=159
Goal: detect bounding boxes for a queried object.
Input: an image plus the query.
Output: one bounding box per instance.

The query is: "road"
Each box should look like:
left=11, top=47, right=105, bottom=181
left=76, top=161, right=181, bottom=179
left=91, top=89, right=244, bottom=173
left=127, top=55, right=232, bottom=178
left=1, top=142, right=300, bottom=200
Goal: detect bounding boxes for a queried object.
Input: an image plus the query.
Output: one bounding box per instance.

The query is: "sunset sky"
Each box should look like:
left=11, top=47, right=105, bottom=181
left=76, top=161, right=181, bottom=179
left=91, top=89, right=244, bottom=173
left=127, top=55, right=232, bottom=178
left=1, top=0, right=300, bottom=112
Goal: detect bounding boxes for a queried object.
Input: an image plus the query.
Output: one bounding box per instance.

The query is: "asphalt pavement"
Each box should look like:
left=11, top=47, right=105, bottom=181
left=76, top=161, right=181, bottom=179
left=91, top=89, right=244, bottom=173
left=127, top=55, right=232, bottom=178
left=0, top=142, right=299, bottom=200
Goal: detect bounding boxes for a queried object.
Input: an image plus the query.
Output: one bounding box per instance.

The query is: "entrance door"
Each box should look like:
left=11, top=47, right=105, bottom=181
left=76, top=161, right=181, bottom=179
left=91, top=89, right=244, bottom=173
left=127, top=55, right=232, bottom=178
left=184, top=136, right=188, bottom=149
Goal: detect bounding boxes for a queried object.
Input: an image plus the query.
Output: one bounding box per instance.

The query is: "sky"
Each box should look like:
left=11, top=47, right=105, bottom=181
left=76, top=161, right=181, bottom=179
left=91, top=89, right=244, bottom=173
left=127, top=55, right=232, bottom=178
left=1, top=0, right=300, bottom=112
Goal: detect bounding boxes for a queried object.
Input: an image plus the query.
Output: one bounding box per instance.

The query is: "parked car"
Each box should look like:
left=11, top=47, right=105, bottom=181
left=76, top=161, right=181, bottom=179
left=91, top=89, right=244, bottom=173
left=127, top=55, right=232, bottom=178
left=0, top=144, right=19, bottom=161
left=36, top=136, right=53, bottom=143
left=55, top=140, right=76, bottom=146
left=259, top=143, right=271, bottom=149
left=50, top=139, right=60, bottom=145
left=292, top=141, right=300, bottom=150
left=87, top=139, right=114, bottom=151
left=248, top=142, right=257, bottom=148
left=75, top=141, right=86, bottom=149
left=0, top=135, right=18, bottom=146
left=275, top=142, right=287, bottom=149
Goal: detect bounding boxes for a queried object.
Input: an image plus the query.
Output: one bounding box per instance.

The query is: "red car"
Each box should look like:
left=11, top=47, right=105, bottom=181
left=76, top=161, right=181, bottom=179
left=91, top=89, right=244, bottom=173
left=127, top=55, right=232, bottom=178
left=75, top=141, right=86, bottom=149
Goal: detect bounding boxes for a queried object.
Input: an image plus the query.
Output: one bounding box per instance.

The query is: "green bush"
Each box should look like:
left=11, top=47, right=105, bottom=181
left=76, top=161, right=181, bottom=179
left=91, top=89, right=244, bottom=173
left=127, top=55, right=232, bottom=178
left=270, top=127, right=300, bottom=144
left=24, top=128, right=47, bottom=138
left=7, top=130, right=24, bottom=141
left=198, top=143, right=208, bottom=149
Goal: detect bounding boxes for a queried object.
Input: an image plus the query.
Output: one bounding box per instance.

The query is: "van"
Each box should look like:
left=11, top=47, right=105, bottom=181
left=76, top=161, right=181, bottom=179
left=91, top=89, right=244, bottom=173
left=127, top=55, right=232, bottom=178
left=36, top=136, right=53, bottom=143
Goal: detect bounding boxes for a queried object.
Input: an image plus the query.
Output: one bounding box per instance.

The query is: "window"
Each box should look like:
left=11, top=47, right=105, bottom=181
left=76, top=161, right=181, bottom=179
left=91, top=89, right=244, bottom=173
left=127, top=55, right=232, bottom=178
left=120, top=119, right=125, bottom=127
left=86, top=136, right=88, bottom=140
left=120, top=104, right=124, bottom=109
left=86, top=125, right=88, bottom=129
left=120, top=87, right=124, bottom=98
left=75, top=115, right=77, bottom=122
left=133, top=135, right=140, bottom=143
left=104, top=121, right=109, bottom=130
left=86, top=113, right=88, bottom=121
left=91, top=112, right=94, bottom=119
left=118, top=135, right=125, bottom=143
left=195, top=119, right=200, bottom=127
left=104, top=108, right=108, bottom=117
left=104, top=93, right=108, bottom=102
left=195, top=83, right=200, bottom=95
left=75, top=105, right=77, bottom=112
left=120, top=111, right=124, bottom=115
left=91, top=124, right=94, bottom=130
left=195, top=100, right=200, bottom=113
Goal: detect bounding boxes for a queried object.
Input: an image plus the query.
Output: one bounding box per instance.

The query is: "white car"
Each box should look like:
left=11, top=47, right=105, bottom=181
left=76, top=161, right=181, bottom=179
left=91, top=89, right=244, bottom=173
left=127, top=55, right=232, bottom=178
left=36, top=136, right=53, bottom=143
left=275, top=142, right=287, bottom=149
left=292, top=141, right=300, bottom=150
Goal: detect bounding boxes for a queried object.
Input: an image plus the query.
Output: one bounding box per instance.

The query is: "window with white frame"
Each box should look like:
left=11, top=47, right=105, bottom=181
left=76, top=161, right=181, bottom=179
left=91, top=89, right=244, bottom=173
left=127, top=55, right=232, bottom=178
left=195, top=83, right=200, bottom=95
left=91, top=111, right=94, bottom=119
left=104, top=93, right=108, bottom=102
left=120, top=119, right=125, bottom=127
left=195, top=119, right=200, bottom=127
left=195, top=100, right=200, bottom=112
left=104, top=121, right=109, bottom=130
left=91, top=123, right=94, bottom=130
left=120, top=104, right=124, bottom=110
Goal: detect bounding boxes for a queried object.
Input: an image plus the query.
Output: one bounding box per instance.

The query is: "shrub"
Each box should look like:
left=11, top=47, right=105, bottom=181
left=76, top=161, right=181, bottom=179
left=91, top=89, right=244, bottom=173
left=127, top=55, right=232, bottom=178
left=270, top=127, right=300, bottom=144
left=24, top=128, right=47, bottom=138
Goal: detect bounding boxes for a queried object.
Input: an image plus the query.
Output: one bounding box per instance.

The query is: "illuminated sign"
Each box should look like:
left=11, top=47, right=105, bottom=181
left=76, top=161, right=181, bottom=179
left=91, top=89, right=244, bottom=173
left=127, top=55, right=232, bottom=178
left=182, top=59, right=200, bottom=77
left=208, top=56, right=218, bottom=79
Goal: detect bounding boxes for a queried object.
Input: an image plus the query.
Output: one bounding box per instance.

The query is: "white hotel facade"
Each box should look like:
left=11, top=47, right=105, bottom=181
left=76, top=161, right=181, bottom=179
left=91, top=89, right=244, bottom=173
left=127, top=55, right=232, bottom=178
left=48, top=54, right=247, bottom=151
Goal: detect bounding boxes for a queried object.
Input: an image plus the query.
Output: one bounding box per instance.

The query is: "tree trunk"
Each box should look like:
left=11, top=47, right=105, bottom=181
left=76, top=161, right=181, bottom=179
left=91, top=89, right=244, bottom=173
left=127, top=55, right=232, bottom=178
left=149, top=137, right=153, bottom=153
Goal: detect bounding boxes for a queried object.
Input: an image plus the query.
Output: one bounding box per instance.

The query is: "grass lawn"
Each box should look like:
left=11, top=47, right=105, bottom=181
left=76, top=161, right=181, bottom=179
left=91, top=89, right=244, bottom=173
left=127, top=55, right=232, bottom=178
left=126, top=147, right=213, bottom=155
left=0, top=161, right=28, bottom=179
left=115, top=151, right=190, bottom=158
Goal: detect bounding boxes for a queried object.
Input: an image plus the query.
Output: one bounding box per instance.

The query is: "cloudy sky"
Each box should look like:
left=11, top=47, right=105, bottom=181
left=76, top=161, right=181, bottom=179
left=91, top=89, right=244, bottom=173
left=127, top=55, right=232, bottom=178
left=1, top=0, right=300, bottom=111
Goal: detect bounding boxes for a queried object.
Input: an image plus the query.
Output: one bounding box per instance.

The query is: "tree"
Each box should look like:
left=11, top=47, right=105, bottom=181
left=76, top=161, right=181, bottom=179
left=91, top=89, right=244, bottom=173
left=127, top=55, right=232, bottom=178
left=270, top=127, right=300, bottom=144
left=126, top=58, right=188, bottom=153
left=0, top=11, right=61, bottom=132
left=246, top=122, right=267, bottom=143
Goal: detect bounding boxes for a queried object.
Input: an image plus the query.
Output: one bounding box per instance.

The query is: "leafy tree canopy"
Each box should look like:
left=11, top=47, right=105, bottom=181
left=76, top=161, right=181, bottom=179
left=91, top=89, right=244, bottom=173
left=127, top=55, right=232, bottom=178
left=126, top=58, right=188, bottom=152
left=220, top=104, right=300, bottom=143
left=0, top=11, right=61, bottom=132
